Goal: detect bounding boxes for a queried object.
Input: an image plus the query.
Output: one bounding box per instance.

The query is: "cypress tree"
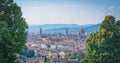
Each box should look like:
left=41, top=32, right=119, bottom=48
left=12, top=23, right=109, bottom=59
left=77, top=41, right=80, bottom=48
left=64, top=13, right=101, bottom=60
left=81, top=15, right=120, bottom=63
left=0, top=0, right=28, bottom=63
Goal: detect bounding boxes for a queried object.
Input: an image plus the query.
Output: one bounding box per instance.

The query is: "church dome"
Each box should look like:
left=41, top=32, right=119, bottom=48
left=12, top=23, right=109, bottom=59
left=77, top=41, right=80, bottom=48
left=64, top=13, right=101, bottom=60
left=77, top=27, right=85, bottom=36
left=79, top=28, right=85, bottom=34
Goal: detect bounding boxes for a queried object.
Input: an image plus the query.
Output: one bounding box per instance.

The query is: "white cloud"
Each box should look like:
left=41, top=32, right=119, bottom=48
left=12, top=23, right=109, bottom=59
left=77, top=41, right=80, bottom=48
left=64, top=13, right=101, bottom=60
left=108, top=6, right=120, bottom=11
left=101, top=6, right=120, bottom=16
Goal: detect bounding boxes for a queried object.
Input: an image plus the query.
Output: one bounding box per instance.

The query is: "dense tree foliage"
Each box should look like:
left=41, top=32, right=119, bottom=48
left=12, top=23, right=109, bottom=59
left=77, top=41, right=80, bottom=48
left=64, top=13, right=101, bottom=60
left=81, top=15, right=120, bottom=63
left=0, top=0, right=28, bottom=63
left=20, top=50, right=35, bottom=58
left=67, top=52, right=84, bottom=61
left=68, top=54, right=76, bottom=59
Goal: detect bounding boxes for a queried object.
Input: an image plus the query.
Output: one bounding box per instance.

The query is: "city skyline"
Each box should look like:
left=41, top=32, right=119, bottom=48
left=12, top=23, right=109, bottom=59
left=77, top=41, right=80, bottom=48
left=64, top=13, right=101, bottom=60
left=14, top=0, right=120, bottom=25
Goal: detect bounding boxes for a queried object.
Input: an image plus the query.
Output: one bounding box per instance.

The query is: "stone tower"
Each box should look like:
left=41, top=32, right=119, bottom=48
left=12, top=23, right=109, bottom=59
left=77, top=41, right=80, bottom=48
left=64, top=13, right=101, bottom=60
left=57, top=32, right=62, bottom=38
left=40, top=28, right=42, bottom=37
left=65, top=29, right=69, bottom=39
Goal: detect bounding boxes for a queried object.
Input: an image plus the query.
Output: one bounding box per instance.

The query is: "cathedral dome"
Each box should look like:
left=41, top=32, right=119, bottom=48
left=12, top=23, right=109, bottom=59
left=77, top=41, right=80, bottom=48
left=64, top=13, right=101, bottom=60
left=77, top=27, right=85, bottom=36
left=79, top=28, right=85, bottom=34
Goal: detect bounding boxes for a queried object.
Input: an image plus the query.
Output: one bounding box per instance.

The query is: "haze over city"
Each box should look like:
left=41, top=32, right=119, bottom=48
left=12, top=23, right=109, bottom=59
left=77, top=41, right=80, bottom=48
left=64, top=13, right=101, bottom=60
left=14, top=0, right=120, bottom=25
left=1, top=0, right=120, bottom=63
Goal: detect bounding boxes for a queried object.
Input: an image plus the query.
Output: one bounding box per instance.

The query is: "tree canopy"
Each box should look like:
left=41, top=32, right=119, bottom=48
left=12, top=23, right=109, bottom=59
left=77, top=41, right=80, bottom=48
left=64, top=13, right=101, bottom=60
left=81, top=15, right=120, bottom=63
left=0, top=0, right=28, bottom=63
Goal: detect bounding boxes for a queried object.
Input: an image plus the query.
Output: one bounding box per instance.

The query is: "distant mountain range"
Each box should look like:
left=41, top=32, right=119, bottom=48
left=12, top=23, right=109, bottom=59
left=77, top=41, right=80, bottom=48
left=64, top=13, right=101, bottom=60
left=27, top=24, right=100, bottom=34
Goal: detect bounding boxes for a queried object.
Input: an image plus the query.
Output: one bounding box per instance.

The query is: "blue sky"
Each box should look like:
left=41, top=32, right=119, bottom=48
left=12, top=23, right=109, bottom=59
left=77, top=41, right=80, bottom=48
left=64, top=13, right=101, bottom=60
left=14, top=0, right=120, bottom=25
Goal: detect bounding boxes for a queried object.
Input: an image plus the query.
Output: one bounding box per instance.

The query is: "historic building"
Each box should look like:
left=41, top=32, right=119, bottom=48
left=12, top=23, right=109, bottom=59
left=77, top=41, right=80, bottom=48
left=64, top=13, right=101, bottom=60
left=40, top=28, right=42, bottom=37
left=77, top=27, right=85, bottom=36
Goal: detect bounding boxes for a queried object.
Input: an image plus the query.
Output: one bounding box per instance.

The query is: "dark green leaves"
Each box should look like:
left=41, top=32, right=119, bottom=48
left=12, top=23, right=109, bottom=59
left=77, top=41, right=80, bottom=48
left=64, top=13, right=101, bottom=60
left=0, top=0, right=28, bottom=63
left=81, top=16, right=120, bottom=63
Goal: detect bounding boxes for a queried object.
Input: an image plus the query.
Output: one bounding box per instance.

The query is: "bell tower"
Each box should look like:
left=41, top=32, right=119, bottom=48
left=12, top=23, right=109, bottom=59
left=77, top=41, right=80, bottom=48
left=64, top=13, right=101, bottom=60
left=40, top=28, right=42, bottom=37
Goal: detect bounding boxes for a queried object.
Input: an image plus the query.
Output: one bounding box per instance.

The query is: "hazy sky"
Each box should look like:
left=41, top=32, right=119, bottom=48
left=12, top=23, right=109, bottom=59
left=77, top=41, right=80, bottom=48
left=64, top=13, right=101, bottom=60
left=14, top=0, right=120, bottom=25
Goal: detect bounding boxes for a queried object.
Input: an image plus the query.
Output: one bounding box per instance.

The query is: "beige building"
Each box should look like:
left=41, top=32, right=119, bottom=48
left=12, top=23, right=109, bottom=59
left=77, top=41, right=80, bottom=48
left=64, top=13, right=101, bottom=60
left=51, top=45, right=57, bottom=49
